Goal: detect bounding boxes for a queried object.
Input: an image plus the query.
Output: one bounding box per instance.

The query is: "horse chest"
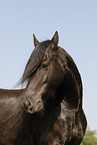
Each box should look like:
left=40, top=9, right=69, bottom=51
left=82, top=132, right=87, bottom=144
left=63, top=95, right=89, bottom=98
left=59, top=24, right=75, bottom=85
left=43, top=103, right=74, bottom=145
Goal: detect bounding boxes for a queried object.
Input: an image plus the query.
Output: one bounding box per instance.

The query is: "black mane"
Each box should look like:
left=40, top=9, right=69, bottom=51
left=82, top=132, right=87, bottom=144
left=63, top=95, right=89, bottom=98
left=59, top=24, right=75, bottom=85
left=22, top=40, right=51, bottom=83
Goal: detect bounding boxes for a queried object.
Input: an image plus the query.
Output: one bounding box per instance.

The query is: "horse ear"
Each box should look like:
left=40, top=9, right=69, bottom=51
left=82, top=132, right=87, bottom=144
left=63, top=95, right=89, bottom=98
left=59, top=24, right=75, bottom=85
left=51, top=31, right=59, bottom=46
left=33, top=34, right=39, bottom=47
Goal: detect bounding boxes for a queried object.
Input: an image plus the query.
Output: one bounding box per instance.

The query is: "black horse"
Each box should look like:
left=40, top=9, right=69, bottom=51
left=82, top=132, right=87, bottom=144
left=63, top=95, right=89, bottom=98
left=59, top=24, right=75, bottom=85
left=0, top=32, right=87, bottom=145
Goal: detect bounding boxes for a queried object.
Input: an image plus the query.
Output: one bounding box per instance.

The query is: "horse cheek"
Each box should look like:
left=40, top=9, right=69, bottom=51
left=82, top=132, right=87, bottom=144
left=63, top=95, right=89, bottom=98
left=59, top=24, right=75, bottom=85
left=47, top=60, right=64, bottom=87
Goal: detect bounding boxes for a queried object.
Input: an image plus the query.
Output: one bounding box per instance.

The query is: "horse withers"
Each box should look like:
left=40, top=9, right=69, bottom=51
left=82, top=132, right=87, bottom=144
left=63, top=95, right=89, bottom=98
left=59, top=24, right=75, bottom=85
left=0, top=32, right=87, bottom=145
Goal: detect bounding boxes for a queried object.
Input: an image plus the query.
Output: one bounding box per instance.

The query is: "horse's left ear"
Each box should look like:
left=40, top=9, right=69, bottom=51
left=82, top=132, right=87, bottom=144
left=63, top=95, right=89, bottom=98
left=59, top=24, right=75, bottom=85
left=33, top=34, right=40, bottom=47
left=51, top=31, right=59, bottom=46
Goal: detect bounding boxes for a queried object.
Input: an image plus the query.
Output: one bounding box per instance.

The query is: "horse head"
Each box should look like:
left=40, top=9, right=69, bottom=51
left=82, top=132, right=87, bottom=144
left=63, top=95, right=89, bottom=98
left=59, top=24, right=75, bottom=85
left=21, top=31, right=82, bottom=116
left=21, top=31, right=65, bottom=114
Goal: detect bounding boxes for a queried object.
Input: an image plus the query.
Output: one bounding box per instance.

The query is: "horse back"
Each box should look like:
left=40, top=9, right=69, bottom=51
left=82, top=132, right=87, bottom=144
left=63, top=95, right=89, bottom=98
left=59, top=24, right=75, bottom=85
left=0, top=89, right=25, bottom=98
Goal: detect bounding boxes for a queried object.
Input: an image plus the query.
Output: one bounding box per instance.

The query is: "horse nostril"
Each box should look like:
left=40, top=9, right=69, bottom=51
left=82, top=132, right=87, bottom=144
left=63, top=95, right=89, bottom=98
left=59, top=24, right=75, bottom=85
left=35, top=100, right=44, bottom=112
left=37, top=100, right=41, bottom=105
left=25, top=100, right=30, bottom=107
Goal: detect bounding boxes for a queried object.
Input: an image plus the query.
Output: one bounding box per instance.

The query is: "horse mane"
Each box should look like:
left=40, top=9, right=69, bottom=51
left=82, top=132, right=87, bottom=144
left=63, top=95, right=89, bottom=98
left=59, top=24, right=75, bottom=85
left=21, top=40, right=51, bottom=83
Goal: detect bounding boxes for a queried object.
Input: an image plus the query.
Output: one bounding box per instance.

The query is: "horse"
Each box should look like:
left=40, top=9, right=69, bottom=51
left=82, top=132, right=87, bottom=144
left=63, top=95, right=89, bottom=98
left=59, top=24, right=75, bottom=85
left=0, top=32, right=87, bottom=145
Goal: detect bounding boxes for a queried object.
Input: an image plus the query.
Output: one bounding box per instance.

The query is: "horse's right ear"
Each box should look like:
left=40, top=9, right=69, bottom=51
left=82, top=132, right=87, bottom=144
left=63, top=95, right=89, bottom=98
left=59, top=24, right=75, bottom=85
left=33, top=34, right=40, bottom=47
left=51, top=31, right=59, bottom=46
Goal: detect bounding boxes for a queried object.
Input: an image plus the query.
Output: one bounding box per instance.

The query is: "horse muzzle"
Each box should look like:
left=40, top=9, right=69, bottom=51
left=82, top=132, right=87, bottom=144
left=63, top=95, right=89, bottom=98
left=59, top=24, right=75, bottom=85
left=22, top=97, right=44, bottom=114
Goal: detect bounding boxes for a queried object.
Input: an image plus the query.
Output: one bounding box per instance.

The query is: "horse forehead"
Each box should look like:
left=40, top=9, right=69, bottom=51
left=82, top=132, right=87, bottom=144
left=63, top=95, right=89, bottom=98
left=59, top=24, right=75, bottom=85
left=44, top=44, right=59, bottom=58
left=41, top=46, right=65, bottom=67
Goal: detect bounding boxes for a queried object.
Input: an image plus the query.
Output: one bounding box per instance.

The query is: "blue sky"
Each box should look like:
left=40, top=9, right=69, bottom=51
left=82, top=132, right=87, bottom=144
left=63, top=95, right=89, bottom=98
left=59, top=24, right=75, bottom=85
left=0, top=0, right=97, bottom=131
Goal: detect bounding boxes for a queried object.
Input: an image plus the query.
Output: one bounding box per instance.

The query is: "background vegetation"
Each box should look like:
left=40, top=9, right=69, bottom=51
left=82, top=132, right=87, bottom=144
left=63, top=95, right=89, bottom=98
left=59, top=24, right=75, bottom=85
left=81, top=129, right=97, bottom=145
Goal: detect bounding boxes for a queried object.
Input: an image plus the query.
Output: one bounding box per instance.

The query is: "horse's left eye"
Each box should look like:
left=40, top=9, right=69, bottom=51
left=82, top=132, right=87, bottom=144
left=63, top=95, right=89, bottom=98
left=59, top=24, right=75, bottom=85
left=41, top=63, right=48, bottom=68
left=41, top=55, right=48, bottom=68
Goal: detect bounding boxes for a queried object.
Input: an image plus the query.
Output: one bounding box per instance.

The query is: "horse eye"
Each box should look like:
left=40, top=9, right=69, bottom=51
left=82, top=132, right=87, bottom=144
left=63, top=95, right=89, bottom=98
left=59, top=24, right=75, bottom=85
left=53, top=47, right=58, bottom=51
left=41, top=63, right=48, bottom=68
